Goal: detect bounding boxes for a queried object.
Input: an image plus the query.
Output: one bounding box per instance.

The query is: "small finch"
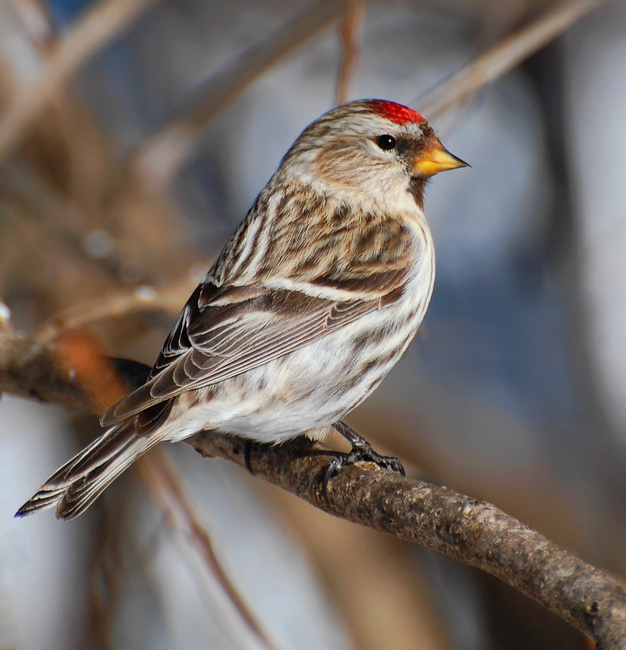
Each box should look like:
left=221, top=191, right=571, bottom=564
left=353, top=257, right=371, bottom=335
left=17, top=99, right=467, bottom=520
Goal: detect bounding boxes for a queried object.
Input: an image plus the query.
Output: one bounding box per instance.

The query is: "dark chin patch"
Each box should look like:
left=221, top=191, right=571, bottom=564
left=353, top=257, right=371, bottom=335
left=408, top=176, right=429, bottom=210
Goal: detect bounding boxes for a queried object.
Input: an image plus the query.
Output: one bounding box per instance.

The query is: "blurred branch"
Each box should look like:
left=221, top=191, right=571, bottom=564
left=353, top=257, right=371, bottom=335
left=0, top=0, right=597, bottom=191
left=3, top=330, right=626, bottom=648
left=9, top=0, right=56, bottom=51
left=416, top=0, right=603, bottom=120
left=0, top=327, right=100, bottom=411
left=335, top=0, right=365, bottom=105
left=33, top=278, right=194, bottom=343
left=124, top=0, right=346, bottom=192
left=124, top=0, right=602, bottom=191
left=139, top=450, right=275, bottom=649
left=0, top=0, right=160, bottom=163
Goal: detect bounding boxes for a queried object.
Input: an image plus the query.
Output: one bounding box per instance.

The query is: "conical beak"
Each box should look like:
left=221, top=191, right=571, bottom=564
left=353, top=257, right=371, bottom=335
left=412, top=145, right=469, bottom=177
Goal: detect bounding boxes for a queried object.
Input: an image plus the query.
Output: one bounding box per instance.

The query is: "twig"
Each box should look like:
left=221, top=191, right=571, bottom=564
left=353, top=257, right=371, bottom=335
left=0, top=0, right=160, bottom=163
left=125, top=0, right=602, bottom=191
left=124, top=0, right=346, bottom=192
left=138, top=450, right=275, bottom=649
left=335, top=0, right=365, bottom=105
left=416, top=0, right=603, bottom=120
left=33, top=279, right=194, bottom=343
left=9, top=0, right=56, bottom=51
left=2, top=330, right=626, bottom=647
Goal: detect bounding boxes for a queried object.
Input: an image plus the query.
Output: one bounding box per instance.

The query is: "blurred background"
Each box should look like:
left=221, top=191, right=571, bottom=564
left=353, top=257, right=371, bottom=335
left=0, top=0, right=624, bottom=648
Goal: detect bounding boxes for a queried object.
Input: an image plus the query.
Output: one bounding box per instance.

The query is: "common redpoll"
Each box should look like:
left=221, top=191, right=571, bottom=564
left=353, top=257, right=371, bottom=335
left=17, top=99, right=467, bottom=520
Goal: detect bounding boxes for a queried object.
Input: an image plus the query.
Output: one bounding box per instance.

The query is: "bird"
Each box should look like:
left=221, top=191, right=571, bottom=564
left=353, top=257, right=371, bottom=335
left=16, top=99, right=468, bottom=520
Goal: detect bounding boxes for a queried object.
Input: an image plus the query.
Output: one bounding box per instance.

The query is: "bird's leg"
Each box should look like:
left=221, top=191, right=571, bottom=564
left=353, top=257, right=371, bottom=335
left=322, top=421, right=405, bottom=497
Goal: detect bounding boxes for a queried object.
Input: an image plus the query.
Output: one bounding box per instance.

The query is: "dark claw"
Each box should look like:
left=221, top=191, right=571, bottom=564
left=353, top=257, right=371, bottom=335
left=243, top=440, right=255, bottom=475
left=322, top=457, right=342, bottom=500
left=322, top=422, right=405, bottom=499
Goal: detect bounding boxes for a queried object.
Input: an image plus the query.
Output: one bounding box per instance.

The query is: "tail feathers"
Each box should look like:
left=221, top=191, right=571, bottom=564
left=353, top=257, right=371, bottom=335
left=16, top=424, right=159, bottom=520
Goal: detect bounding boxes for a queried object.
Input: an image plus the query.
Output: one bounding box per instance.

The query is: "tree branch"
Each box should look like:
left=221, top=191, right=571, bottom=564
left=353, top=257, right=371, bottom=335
left=2, top=328, right=626, bottom=648
left=191, top=432, right=626, bottom=649
left=0, top=0, right=161, bottom=163
left=124, top=0, right=346, bottom=192
left=416, top=0, right=604, bottom=121
left=0, top=328, right=100, bottom=411
left=335, top=0, right=365, bottom=106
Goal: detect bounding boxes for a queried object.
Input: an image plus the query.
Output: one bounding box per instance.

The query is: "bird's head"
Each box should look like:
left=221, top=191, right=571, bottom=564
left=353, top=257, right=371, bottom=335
left=280, top=99, right=468, bottom=213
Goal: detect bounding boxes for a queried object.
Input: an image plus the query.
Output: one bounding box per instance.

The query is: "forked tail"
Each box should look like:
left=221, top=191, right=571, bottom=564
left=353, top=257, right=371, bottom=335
left=16, top=423, right=158, bottom=520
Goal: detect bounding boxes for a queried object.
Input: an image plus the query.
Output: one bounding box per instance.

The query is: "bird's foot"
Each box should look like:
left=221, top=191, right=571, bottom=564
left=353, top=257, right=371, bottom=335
left=322, top=421, right=405, bottom=498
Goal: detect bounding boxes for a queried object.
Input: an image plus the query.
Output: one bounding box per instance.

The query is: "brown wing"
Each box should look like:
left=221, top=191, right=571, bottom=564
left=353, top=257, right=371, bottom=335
left=101, top=190, right=417, bottom=428
left=101, top=280, right=381, bottom=426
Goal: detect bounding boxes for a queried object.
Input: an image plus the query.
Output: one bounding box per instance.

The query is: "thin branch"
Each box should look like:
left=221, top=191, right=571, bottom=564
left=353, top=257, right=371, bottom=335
left=124, top=0, right=346, bottom=192
left=2, top=330, right=626, bottom=648
left=0, top=0, right=160, bottom=163
left=138, top=450, right=275, bottom=650
left=416, top=0, right=603, bottom=120
left=33, top=279, right=194, bottom=343
left=125, top=0, right=602, bottom=191
left=335, top=0, right=365, bottom=106
left=9, top=0, right=56, bottom=52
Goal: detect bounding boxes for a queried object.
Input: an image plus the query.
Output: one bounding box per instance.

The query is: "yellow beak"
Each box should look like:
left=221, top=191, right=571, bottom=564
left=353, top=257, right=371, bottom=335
left=413, top=146, right=469, bottom=177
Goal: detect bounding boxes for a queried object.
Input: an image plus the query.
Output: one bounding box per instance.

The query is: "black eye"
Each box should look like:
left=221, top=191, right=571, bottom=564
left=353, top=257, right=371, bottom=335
left=376, top=134, right=397, bottom=150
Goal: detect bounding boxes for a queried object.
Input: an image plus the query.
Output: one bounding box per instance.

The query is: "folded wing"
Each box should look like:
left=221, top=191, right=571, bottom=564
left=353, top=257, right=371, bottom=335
left=101, top=280, right=385, bottom=426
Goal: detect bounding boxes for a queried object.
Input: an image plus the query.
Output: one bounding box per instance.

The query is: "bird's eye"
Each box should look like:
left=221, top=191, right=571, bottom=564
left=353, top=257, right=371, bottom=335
left=376, top=134, right=397, bottom=150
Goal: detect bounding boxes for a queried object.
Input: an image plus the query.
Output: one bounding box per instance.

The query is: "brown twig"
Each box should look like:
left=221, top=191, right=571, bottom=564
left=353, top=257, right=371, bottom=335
left=335, top=0, right=365, bottom=106
left=416, top=0, right=603, bottom=120
left=124, top=0, right=346, bottom=193
left=9, top=0, right=56, bottom=52
left=2, top=330, right=626, bottom=648
left=124, top=0, right=602, bottom=191
left=0, top=0, right=160, bottom=164
left=33, top=278, right=195, bottom=343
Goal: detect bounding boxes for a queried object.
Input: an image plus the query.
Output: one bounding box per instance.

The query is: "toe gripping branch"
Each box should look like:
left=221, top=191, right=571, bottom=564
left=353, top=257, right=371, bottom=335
left=322, top=421, right=405, bottom=498
left=243, top=439, right=255, bottom=475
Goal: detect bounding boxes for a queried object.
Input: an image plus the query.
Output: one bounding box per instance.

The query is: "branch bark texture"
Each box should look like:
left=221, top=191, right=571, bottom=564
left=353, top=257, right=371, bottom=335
left=191, top=432, right=626, bottom=649
left=2, top=328, right=626, bottom=648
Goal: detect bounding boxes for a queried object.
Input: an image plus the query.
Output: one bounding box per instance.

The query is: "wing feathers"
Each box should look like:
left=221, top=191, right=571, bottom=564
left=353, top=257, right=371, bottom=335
left=101, top=209, right=416, bottom=427
left=101, top=283, right=383, bottom=426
